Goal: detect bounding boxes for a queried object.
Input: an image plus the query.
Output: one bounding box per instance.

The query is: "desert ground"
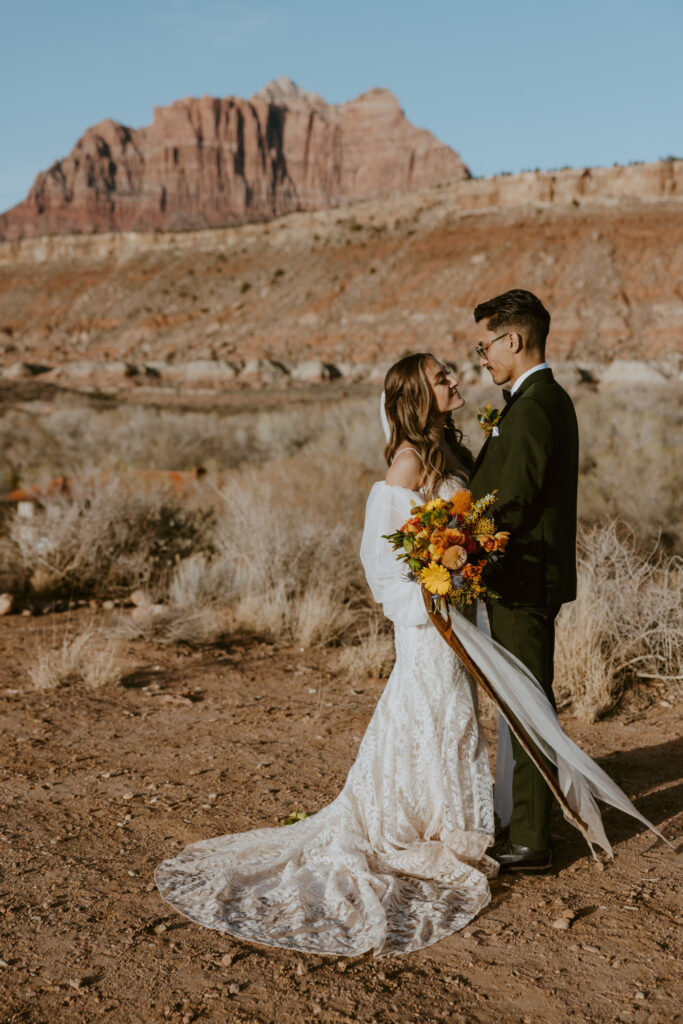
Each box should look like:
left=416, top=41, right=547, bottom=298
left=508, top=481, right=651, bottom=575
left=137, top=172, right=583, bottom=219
left=0, top=375, right=681, bottom=1024
left=0, top=608, right=680, bottom=1024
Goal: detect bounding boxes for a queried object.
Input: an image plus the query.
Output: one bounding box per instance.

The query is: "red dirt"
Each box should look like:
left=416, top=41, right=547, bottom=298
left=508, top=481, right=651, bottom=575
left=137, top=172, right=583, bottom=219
left=1, top=609, right=680, bottom=1024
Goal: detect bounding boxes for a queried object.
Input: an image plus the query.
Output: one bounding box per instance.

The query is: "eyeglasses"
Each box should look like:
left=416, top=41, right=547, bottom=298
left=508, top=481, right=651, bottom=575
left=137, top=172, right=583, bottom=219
left=474, top=332, right=509, bottom=360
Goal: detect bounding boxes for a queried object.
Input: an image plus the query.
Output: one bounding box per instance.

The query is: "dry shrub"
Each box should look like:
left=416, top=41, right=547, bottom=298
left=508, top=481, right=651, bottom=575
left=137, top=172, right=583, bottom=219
left=555, top=521, right=683, bottom=720
left=28, top=624, right=124, bottom=690
left=210, top=456, right=368, bottom=645
left=112, top=602, right=230, bottom=647
left=0, top=478, right=214, bottom=599
left=0, top=392, right=382, bottom=481
left=333, top=611, right=395, bottom=680
left=113, top=453, right=374, bottom=647
left=575, top=385, right=683, bottom=547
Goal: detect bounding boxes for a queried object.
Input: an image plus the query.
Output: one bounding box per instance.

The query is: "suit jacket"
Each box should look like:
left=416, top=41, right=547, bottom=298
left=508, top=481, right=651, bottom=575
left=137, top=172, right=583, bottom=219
left=470, top=368, right=579, bottom=607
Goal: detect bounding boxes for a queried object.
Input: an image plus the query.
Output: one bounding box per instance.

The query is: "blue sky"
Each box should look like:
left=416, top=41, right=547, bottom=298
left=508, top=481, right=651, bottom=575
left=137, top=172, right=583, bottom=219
left=1, top=0, right=681, bottom=213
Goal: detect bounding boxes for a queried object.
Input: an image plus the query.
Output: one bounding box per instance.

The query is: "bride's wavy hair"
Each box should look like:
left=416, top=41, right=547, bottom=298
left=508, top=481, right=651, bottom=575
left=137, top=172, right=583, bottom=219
left=383, top=353, right=474, bottom=497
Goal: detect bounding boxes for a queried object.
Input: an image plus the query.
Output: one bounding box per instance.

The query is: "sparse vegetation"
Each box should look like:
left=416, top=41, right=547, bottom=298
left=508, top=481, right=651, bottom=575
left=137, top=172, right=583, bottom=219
left=27, top=622, right=124, bottom=690
left=555, top=522, right=682, bottom=720
left=1, top=382, right=681, bottom=716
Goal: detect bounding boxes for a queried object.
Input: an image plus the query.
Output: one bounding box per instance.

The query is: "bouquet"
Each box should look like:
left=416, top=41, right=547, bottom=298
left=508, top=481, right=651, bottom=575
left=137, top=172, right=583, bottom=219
left=383, top=488, right=509, bottom=611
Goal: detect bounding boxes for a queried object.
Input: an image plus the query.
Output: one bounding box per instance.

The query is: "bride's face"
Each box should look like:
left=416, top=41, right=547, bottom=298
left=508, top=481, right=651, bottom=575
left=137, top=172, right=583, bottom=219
left=425, top=357, right=465, bottom=413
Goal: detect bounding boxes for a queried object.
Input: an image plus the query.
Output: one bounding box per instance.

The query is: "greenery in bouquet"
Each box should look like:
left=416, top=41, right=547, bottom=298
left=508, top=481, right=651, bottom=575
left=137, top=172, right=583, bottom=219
left=383, top=488, right=509, bottom=611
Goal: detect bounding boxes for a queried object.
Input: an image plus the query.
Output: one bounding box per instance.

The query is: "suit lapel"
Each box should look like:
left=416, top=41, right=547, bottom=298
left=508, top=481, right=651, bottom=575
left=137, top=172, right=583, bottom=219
left=471, top=369, right=554, bottom=477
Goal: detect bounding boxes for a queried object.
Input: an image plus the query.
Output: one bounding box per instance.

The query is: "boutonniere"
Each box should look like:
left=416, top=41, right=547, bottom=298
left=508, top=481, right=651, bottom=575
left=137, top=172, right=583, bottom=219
left=477, top=404, right=502, bottom=439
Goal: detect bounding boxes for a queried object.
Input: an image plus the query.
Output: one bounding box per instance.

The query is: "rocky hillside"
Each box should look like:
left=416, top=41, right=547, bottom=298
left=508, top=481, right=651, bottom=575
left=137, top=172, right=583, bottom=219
left=1, top=160, right=683, bottom=368
left=0, top=78, right=469, bottom=240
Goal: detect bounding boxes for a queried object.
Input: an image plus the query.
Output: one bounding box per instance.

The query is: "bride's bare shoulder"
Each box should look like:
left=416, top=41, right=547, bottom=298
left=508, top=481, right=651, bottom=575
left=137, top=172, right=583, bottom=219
left=385, top=448, right=423, bottom=490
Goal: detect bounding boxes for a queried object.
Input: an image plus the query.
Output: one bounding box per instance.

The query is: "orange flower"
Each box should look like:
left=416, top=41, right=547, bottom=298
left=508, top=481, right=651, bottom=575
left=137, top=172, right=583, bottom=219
left=429, top=527, right=466, bottom=559
left=442, top=545, right=468, bottom=571
left=461, top=562, right=483, bottom=582
left=442, top=527, right=467, bottom=546
left=449, top=489, right=473, bottom=516
left=494, top=531, right=511, bottom=551
left=479, top=534, right=497, bottom=552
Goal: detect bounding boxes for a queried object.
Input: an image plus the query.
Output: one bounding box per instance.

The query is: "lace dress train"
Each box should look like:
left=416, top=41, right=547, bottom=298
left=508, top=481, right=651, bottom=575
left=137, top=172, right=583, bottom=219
left=156, top=479, right=665, bottom=957
left=155, top=618, right=497, bottom=956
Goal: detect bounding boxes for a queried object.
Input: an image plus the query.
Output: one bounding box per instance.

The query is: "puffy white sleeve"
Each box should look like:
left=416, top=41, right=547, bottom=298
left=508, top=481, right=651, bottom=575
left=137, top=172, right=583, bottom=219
left=360, top=482, right=430, bottom=628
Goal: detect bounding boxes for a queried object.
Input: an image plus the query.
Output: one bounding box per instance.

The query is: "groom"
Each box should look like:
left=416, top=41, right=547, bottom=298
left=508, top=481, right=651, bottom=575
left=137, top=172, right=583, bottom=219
left=468, top=289, right=579, bottom=873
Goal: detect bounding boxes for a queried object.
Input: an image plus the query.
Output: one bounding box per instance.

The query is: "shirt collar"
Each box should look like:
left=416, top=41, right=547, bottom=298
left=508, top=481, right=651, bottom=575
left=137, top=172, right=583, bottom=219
left=510, top=362, right=549, bottom=396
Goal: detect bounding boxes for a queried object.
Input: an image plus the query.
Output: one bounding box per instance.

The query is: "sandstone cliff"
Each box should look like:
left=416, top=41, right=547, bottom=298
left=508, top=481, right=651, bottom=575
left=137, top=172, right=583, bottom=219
left=0, top=78, right=469, bottom=240
left=1, top=169, right=682, bottom=366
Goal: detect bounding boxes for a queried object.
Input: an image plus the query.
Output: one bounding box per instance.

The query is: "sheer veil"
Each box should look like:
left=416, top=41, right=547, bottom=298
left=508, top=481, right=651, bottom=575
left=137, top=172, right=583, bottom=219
left=380, top=390, right=390, bottom=444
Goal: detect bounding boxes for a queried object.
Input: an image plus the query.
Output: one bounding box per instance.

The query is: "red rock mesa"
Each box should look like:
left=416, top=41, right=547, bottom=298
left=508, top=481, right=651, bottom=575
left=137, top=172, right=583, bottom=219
left=0, top=77, right=469, bottom=240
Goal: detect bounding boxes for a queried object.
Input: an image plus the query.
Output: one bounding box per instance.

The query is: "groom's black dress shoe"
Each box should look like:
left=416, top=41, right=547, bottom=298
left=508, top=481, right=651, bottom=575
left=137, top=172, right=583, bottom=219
left=487, top=838, right=553, bottom=874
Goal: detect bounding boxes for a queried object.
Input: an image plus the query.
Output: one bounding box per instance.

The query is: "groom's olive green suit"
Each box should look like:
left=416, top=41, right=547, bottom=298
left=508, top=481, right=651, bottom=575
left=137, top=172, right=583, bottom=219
left=470, top=368, right=579, bottom=850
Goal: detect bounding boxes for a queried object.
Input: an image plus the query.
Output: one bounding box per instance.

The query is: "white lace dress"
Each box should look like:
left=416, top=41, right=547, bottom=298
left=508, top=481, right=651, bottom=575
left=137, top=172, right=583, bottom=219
left=155, top=477, right=498, bottom=956
left=155, top=478, right=664, bottom=957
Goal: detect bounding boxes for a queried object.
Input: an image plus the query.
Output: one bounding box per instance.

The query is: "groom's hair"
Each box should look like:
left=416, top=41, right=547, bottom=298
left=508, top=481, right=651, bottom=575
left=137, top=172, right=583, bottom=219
left=474, top=289, right=550, bottom=354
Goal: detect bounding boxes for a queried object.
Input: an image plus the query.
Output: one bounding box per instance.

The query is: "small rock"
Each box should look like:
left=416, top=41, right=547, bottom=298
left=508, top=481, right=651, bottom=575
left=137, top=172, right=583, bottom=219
left=102, top=600, right=115, bottom=610
left=129, top=589, right=150, bottom=607
left=68, top=975, right=94, bottom=990
left=0, top=593, right=13, bottom=616
left=552, top=917, right=571, bottom=930
left=296, top=961, right=307, bottom=976
left=228, top=983, right=240, bottom=995
left=290, top=359, right=337, bottom=383
left=21, top=608, right=33, bottom=617
left=131, top=603, right=166, bottom=624
left=154, top=923, right=168, bottom=934
left=634, top=991, right=646, bottom=1000
left=219, top=953, right=233, bottom=967
left=2, top=361, right=51, bottom=379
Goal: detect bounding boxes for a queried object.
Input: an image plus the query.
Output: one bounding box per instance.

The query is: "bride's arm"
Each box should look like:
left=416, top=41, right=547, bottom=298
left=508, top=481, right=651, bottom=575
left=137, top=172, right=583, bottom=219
left=360, top=482, right=430, bottom=628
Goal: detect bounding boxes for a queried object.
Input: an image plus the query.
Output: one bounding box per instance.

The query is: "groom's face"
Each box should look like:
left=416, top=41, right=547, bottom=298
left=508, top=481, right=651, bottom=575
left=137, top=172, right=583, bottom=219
left=475, top=320, right=515, bottom=386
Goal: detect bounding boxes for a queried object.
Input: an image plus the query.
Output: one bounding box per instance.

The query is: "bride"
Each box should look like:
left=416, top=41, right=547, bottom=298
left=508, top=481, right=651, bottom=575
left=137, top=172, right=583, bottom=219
left=155, top=353, right=663, bottom=958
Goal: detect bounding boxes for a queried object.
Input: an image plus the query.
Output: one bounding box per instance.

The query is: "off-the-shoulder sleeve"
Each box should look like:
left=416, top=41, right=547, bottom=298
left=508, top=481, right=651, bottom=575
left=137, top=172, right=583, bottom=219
left=360, top=482, right=430, bottom=627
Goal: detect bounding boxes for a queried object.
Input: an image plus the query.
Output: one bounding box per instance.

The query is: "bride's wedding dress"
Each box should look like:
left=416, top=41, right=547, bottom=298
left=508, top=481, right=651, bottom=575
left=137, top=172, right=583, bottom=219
left=155, top=475, right=664, bottom=957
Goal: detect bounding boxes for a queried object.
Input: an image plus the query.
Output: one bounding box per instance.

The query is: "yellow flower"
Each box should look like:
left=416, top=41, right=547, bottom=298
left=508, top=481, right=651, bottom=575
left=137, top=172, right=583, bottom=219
left=442, top=545, right=468, bottom=571
left=449, top=489, right=473, bottom=515
left=424, top=498, right=448, bottom=511
left=473, top=516, right=495, bottom=536
left=419, top=562, right=452, bottom=595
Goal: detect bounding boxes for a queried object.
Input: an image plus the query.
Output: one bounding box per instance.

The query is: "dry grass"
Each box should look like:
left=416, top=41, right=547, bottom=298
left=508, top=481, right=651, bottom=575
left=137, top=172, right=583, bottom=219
left=555, top=521, right=683, bottom=720
left=3, top=381, right=682, bottom=715
left=333, top=611, right=395, bottom=680
left=106, top=453, right=372, bottom=648
left=575, top=385, right=683, bottom=547
left=27, top=623, right=124, bottom=690
left=0, top=392, right=381, bottom=482
left=111, top=602, right=230, bottom=647
left=0, top=477, right=214, bottom=599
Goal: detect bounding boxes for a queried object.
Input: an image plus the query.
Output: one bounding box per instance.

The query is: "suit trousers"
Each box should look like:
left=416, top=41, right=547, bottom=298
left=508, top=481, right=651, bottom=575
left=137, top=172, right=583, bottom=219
left=487, top=601, right=560, bottom=851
